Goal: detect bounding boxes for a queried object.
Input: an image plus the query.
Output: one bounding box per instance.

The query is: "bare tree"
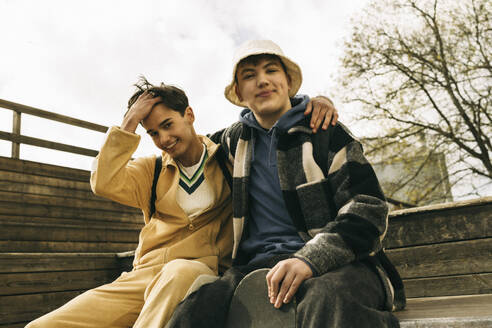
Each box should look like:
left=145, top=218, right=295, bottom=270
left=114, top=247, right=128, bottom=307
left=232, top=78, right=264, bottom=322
left=337, top=0, right=492, bottom=204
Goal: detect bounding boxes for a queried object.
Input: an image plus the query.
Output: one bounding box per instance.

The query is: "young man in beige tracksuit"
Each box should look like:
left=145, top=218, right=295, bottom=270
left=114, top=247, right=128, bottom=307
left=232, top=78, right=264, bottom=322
left=26, top=78, right=337, bottom=328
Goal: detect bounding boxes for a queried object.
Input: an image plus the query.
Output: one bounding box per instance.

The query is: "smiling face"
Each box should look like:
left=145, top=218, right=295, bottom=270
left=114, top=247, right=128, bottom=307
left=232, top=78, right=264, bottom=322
left=142, top=104, right=200, bottom=165
left=235, top=55, right=292, bottom=128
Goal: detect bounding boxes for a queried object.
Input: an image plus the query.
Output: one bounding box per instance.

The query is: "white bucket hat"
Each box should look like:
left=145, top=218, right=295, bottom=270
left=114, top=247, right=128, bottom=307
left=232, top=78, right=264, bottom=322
left=224, top=40, right=303, bottom=107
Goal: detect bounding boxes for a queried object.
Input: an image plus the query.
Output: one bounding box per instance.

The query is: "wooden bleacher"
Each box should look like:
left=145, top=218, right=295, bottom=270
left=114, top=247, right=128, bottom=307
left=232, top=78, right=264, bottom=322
left=0, top=156, right=142, bottom=327
left=1, top=155, right=490, bottom=327
left=386, top=197, right=492, bottom=327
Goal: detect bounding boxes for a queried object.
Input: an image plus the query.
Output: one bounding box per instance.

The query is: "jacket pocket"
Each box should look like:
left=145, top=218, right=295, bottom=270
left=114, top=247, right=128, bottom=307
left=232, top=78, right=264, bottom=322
left=296, top=178, right=335, bottom=233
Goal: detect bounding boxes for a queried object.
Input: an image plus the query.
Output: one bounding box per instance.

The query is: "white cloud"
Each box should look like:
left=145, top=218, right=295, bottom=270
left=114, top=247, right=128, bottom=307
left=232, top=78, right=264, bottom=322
left=0, top=0, right=371, bottom=169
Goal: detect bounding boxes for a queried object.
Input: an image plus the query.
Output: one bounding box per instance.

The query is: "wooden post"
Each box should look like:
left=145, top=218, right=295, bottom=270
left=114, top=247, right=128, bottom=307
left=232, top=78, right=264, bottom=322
left=11, top=111, right=21, bottom=159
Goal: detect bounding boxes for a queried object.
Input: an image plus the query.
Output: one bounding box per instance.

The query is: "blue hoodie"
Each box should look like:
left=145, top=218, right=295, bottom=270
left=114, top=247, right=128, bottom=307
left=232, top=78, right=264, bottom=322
left=238, top=95, right=310, bottom=264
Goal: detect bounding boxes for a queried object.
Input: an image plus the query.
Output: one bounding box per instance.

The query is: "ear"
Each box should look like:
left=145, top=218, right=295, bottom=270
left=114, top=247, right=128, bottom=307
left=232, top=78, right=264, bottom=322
left=235, top=84, right=243, bottom=102
left=287, top=73, right=292, bottom=91
left=184, top=106, right=195, bottom=123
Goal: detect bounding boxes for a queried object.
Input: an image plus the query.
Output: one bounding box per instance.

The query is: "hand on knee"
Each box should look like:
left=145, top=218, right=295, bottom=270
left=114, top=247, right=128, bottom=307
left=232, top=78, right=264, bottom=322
left=266, top=258, right=313, bottom=309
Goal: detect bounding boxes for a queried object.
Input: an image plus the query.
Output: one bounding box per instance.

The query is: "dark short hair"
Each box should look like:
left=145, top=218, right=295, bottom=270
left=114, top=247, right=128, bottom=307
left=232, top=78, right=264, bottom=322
left=234, top=54, right=289, bottom=83
left=126, top=76, right=189, bottom=117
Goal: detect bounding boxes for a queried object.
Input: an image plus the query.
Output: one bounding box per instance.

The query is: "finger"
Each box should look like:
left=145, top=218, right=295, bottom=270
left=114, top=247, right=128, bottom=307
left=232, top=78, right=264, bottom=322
left=141, top=90, right=153, bottom=99
left=148, top=95, right=162, bottom=104
left=275, top=272, right=295, bottom=308
left=269, top=266, right=286, bottom=304
left=332, top=111, right=339, bottom=126
left=312, top=106, right=325, bottom=132
left=283, top=275, right=304, bottom=304
left=134, top=91, right=152, bottom=106
left=266, top=266, right=279, bottom=298
left=310, top=105, right=321, bottom=130
left=304, top=101, right=313, bottom=116
left=322, top=109, right=333, bottom=130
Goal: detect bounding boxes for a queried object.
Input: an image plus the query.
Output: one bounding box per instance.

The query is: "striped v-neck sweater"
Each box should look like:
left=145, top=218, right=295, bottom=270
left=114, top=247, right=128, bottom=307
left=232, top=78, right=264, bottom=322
left=176, top=144, right=214, bottom=219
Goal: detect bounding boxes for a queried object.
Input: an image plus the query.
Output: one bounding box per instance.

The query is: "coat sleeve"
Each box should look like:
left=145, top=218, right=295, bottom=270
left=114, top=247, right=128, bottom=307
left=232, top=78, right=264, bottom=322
left=90, top=126, right=154, bottom=210
left=294, top=124, right=388, bottom=276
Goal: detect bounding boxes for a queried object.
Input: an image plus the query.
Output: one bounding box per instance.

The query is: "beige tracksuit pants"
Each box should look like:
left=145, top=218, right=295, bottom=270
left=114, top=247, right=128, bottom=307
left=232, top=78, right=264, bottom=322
left=26, top=259, right=214, bottom=328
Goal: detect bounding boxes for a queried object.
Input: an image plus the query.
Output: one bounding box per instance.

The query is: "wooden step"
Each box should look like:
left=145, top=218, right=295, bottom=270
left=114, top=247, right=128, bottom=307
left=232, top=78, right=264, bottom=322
left=403, top=273, right=492, bottom=298
left=386, top=237, right=492, bottom=298
left=385, top=198, right=491, bottom=248
left=0, top=269, right=120, bottom=296
left=0, top=190, right=141, bottom=213
left=387, top=238, right=492, bottom=279
left=0, top=214, right=143, bottom=230
left=398, top=294, right=492, bottom=327
left=0, top=156, right=90, bottom=182
left=0, top=252, right=125, bottom=273
left=0, top=170, right=91, bottom=192
left=0, top=221, right=141, bottom=243
left=0, top=176, right=141, bottom=213
left=0, top=290, right=85, bottom=325
left=0, top=253, right=128, bottom=326
left=0, top=240, right=137, bottom=253
left=0, top=200, right=141, bottom=223
left=0, top=178, right=103, bottom=204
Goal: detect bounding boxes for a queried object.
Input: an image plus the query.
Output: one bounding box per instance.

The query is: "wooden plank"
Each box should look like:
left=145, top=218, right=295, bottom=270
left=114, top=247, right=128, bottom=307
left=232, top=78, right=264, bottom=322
left=404, top=273, right=492, bottom=298
left=0, top=253, right=121, bottom=273
left=11, top=111, right=21, bottom=159
left=0, top=99, right=108, bottom=133
left=0, top=156, right=90, bottom=181
left=390, top=197, right=492, bottom=217
left=385, top=203, right=491, bottom=248
left=396, top=294, right=492, bottom=320
left=0, top=290, right=85, bottom=324
left=0, top=169, right=91, bottom=190
left=0, top=200, right=142, bottom=223
left=0, top=190, right=138, bottom=213
left=0, top=184, right=136, bottom=211
left=0, top=240, right=137, bottom=253
left=0, top=222, right=140, bottom=243
left=0, top=170, right=91, bottom=191
left=0, top=214, right=143, bottom=230
left=387, top=238, right=492, bottom=279
left=0, top=269, right=120, bottom=296
left=0, top=180, right=100, bottom=203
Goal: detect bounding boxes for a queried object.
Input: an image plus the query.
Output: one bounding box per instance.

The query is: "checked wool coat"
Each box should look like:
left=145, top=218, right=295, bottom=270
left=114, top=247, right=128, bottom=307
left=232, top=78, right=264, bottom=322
left=209, top=116, right=406, bottom=311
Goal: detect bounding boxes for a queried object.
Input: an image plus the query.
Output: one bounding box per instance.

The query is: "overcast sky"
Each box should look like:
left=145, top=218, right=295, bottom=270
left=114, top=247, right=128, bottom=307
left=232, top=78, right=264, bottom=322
left=0, top=0, right=370, bottom=169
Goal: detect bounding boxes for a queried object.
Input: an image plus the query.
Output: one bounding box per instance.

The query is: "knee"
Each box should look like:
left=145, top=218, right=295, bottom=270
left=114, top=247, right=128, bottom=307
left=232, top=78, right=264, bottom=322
left=298, top=274, right=351, bottom=310
left=164, top=259, right=214, bottom=283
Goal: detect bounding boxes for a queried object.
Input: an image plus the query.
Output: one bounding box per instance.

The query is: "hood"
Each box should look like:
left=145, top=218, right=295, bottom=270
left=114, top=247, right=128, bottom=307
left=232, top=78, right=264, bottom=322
left=237, top=95, right=310, bottom=165
left=238, top=95, right=310, bottom=133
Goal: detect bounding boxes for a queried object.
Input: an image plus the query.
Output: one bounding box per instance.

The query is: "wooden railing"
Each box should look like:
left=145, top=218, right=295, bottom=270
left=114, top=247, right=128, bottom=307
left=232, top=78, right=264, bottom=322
left=0, top=99, right=109, bottom=159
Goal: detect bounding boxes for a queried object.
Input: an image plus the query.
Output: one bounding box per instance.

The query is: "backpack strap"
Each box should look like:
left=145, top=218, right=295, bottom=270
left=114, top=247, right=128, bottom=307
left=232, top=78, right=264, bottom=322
left=149, top=155, right=162, bottom=218
left=215, top=146, right=232, bottom=190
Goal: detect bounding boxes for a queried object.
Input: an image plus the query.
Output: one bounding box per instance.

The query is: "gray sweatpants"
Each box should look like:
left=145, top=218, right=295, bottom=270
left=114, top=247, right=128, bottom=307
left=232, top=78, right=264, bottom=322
left=166, top=255, right=400, bottom=328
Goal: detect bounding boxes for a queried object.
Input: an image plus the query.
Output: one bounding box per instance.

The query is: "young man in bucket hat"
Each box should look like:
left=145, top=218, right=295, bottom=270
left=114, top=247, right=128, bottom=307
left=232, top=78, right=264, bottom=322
left=166, top=40, right=405, bottom=328
left=25, top=73, right=337, bottom=328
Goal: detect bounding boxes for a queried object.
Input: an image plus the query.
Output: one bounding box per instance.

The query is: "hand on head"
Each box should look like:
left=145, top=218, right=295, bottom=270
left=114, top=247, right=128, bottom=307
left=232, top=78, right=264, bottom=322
left=121, top=91, right=162, bottom=133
